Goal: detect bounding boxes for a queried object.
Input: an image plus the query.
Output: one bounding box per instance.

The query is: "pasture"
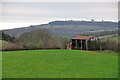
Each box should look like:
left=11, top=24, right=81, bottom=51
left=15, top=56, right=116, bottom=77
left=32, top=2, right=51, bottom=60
left=101, top=35, right=118, bottom=42
left=2, top=50, right=118, bottom=78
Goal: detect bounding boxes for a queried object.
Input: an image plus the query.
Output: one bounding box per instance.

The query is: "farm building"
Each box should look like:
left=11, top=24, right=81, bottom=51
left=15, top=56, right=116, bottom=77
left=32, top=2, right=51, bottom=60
left=71, top=35, right=99, bottom=50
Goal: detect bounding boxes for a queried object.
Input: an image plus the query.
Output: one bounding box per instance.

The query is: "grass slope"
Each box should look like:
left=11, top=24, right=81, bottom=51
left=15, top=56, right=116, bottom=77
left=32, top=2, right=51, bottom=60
left=101, top=35, right=119, bottom=43
left=0, top=40, right=19, bottom=50
left=2, top=50, right=118, bottom=78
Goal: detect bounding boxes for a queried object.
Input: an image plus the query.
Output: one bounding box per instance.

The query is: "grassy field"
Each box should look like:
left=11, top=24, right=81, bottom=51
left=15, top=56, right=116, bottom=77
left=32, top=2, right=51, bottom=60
left=2, top=50, right=118, bottom=78
left=100, top=35, right=118, bottom=42
left=110, top=36, right=119, bottom=42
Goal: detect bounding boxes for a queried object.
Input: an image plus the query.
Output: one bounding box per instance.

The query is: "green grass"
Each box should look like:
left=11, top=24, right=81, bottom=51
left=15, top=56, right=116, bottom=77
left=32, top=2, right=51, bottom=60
left=110, top=36, right=118, bottom=42
left=101, top=35, right=116, bottom=38
left=101, top=35, right=119, bottom=43
left=2, top=50, right=118, bottom=78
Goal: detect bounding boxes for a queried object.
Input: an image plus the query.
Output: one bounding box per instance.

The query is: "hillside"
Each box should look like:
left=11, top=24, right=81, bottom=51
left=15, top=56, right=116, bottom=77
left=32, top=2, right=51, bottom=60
left=100, top=35, right=119, bottom=42
left=0, top=40, right=19, bottom=51
left=15, top=29, right=69, bottom=49
left=3, top=20, right=118, bottom=37
left=3, top=27, right=39, bottom=38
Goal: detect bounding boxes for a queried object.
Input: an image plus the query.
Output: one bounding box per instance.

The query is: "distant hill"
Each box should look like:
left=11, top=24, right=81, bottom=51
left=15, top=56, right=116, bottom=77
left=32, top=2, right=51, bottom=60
left=3, top=20, right=118, bottom=37
left=48, top=20, right=117, bottom=27
left=3, top=27, right=39, bottom=38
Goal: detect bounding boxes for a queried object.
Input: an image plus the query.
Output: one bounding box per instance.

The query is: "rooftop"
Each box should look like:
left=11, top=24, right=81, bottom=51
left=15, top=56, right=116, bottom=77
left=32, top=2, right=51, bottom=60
left=72, top=35, right=94, bottom=40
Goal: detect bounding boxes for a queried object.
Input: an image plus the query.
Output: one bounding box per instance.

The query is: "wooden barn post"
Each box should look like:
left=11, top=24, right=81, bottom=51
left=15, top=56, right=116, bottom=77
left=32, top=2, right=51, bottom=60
left=86, top=40, right=88, bottom=50
left=75, top=39, right=77, bottom=49
left=81, top=40, right=83, bottom=50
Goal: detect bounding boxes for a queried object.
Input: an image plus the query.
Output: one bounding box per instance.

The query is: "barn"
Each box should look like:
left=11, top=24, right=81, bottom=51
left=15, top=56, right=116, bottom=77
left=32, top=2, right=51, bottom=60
left=71, top=35, right=98, bottom=50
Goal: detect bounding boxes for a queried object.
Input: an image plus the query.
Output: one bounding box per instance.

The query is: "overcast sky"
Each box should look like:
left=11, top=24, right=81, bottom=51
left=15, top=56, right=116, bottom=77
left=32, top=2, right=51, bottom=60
left=0, top=1, right=119, bottom=30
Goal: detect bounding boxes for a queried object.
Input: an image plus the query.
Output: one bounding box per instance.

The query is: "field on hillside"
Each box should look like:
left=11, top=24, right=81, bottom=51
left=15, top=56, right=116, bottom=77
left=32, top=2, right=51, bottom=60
left=101, top=35, right=118, bottom=42
left=2, top=50, right=118, bottom=78
left=0, top=40, right=19, bottom=51
left=110, top=36, right=118, bottom=42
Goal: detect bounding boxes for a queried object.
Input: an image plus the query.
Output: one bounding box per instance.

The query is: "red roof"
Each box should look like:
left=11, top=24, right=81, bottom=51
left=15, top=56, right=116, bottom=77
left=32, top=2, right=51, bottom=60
left=72, top=35, right=93, bottom=40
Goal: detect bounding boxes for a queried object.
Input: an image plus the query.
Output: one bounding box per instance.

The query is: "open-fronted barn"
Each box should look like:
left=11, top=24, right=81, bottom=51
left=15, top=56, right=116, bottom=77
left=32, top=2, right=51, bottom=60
left=71, top=35, right=99, bottom=50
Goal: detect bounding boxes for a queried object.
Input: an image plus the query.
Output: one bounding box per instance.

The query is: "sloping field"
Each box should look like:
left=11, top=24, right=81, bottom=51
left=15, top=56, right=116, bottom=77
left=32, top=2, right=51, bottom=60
left=2, top=50, right=118, bottom=78
left=101, top=35, right=119, bottom=42
left=0, top=40, right=19, bottom=51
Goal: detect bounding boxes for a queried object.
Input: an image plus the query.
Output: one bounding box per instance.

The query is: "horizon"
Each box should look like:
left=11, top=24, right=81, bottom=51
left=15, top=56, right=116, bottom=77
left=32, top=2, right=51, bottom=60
left=0, top=19, right=118, bottom=30
left=0, top=2, right=118, bottom=30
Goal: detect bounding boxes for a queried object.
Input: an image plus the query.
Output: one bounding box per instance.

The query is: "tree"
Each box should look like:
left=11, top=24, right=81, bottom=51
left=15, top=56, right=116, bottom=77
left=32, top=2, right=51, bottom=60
left=0, top=31, right=15, bottom=42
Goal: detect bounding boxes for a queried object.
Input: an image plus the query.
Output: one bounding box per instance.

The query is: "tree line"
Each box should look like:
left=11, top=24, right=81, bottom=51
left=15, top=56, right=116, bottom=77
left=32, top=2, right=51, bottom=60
left=1, top=29, right=69, bottom=51
left=87, top=39, right=119, bottom=52
left=0, top=29, right=119, bottom=52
